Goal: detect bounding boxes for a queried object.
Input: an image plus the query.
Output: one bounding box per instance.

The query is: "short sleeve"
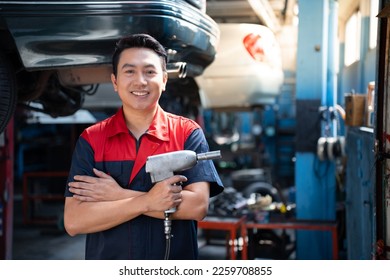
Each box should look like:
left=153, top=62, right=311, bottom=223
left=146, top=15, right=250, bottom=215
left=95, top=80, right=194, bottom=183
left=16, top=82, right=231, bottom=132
left=182, top=128, right=224, bottom=197
left=64, top=136, right=95, bottom=197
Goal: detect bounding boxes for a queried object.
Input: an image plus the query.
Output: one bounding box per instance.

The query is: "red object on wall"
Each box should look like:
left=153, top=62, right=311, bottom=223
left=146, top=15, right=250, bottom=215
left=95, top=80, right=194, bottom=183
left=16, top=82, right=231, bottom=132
left=0, top=118, right=14, bottom=259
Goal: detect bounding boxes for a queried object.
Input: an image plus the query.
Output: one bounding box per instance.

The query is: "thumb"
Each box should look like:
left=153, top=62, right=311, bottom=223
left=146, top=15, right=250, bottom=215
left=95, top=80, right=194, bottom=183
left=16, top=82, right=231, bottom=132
left=93, top=168, right=111, bottom=179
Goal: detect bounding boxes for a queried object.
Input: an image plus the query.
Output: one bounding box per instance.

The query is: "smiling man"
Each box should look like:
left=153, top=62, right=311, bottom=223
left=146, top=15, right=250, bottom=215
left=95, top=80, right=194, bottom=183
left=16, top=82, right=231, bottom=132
left=63, top=34, right=223, bottom=260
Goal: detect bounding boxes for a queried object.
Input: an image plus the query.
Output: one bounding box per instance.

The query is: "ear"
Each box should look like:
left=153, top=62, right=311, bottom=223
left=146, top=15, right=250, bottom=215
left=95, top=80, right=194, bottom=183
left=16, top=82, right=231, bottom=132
left=162, top=72, right=168, bottom=91
left=111, top=73, right=118, bottom=92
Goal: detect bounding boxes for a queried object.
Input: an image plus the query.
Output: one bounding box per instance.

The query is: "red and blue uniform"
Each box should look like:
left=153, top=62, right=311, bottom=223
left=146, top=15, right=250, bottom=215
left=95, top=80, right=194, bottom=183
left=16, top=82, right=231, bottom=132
left=65, top=106, right=223, bottom=259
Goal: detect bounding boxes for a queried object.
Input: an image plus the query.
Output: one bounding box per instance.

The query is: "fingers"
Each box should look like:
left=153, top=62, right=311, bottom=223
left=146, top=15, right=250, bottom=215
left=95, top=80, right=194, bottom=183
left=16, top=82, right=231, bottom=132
left=145, top=175, right=187, bottom=212
left=68, top=182, right=92, bottom=195
left=68, top=177, right=100, bottom=200
left=72, top=194, right=96, bottom=202
left=158, top=175, right=187, bottom=194
left=73, top=168, right=112, bottom=183
left=69, top=169, right=123, bottom=202
left=165, top=175, right=187, bottom=187
left=73, top=174, right=97, bottom=183
left=173, top=192, right=182, bottom=202
left=68, top=181, right=91, bottom=190
left=164, top=177, right=184, bottom=207
left=93, top=168, right=112, bottom=179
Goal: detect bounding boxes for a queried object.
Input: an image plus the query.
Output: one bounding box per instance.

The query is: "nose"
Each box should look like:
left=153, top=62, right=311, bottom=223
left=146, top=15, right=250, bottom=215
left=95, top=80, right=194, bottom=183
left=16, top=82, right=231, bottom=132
left=133, top=72, right=147, bottom=85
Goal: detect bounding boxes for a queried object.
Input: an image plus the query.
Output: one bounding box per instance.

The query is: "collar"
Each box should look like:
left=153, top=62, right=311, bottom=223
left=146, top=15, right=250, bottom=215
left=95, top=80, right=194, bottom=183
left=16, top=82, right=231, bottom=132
left=107, top=106, right=169, bottom=141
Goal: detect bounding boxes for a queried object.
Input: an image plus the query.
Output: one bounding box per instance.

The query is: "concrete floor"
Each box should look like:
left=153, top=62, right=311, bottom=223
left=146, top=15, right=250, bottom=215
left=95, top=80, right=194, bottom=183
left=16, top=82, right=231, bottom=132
left=12, top=225, right=227, bottom=260
left=12, top=225, right=85, bottom=260
left=12, top=197, right=85, bottom=260
left=11, top=198, right=227, bottom=260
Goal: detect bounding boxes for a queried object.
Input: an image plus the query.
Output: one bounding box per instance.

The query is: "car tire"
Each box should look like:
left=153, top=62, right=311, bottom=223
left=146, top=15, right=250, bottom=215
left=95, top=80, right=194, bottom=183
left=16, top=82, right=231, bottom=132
left=0, top=53, right=17, bottom=133
left=242, top=181, right=280, bottom=201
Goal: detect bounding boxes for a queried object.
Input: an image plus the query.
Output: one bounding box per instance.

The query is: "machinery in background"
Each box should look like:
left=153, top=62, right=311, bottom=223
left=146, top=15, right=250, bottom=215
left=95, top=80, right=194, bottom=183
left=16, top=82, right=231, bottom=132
left=206, top=185, right=296, bottom=260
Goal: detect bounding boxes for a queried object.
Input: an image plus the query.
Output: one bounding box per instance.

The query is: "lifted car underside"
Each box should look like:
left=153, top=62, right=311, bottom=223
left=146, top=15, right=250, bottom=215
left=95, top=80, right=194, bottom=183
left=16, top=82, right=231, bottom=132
left=0, top=0, right=219, bottom=132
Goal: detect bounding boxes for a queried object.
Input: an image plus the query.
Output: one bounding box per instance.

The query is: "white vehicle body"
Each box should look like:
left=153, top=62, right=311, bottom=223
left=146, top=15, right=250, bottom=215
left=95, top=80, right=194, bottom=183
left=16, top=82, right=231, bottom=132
left=196, top=23, right=284, bottom=109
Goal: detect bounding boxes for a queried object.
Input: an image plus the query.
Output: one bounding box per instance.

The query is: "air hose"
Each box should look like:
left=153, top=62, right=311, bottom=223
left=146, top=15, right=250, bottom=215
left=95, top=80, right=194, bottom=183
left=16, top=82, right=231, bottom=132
left=164, top=212, right=173, bottom=260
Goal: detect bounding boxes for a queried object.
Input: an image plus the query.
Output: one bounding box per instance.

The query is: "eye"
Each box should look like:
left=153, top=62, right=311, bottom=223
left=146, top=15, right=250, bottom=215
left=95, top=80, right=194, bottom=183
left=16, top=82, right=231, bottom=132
left=146, top=69, right=157, bottom=75
left=125, top=69, right=135, bottom=74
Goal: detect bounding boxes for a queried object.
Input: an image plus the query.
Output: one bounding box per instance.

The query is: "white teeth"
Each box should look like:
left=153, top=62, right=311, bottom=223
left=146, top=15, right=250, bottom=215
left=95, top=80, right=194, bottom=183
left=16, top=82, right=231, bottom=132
left=132, top=91, right=148, bottom=96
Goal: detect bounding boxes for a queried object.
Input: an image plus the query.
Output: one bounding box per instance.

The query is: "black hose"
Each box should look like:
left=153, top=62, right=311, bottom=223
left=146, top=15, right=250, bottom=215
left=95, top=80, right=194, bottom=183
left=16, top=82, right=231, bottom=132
left=164, top=236, right=171, bottom=260
left=164, top=212, right=172, bottom=260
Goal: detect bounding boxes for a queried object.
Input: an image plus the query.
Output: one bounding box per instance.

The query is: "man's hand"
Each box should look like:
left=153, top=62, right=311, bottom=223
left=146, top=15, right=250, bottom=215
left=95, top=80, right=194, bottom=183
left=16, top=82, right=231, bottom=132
left=68, top=168, right=128, bottom=202
left=68, top=168, right=187, bottom=211
left=145, top=175, right=187, bottom=212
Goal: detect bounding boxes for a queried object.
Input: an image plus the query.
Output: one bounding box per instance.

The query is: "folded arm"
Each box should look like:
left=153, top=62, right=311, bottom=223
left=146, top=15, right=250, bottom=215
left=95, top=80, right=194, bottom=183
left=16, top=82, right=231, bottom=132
left=64, top=168, right=185, bottom=236
left=64, top=168, right=210, bottom=236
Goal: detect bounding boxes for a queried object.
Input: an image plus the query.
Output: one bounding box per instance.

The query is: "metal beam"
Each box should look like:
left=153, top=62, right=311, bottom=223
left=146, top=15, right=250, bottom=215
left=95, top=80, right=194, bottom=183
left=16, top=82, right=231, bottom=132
left=206, top=0, right=282, bottom=30
left=206, top=0, right=257, bottom=18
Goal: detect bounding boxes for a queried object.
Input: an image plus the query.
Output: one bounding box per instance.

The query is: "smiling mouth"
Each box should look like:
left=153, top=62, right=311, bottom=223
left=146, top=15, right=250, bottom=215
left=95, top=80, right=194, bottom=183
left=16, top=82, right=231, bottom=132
left=131, top=91, right=149, bottom=96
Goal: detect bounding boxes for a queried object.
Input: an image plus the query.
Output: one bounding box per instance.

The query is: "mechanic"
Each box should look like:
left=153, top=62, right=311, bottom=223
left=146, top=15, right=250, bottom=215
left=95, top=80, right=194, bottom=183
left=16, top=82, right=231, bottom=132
left=63, top=33, right=224, bottom=259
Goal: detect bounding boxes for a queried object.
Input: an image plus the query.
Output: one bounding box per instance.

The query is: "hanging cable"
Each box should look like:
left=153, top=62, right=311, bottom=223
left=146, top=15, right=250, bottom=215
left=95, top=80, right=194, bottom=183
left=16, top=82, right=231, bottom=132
left=164, top=212, right=173, bottom=260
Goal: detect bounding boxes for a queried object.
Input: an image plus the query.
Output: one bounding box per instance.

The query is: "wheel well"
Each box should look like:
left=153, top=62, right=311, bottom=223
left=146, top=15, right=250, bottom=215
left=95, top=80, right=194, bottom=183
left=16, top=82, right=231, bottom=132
left=0, top=30, right=24, bottom=71
left=0, top=52, right=17, bottom=133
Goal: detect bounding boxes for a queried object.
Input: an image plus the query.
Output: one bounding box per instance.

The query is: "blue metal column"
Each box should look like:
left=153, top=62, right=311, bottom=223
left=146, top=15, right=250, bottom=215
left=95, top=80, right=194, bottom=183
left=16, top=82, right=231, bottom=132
left=295, top=0, right=336, bottom=259
left=327, top=0, right=338, bottom=136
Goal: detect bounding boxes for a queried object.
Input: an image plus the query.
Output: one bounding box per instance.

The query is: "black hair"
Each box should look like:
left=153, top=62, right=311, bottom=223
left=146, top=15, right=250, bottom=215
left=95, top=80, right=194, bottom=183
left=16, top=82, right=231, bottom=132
left=112, top=34, right=168, bottom=76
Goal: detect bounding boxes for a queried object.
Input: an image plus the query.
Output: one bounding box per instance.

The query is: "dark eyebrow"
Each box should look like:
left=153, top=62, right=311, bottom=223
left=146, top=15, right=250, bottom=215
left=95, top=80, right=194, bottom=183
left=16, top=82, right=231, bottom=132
left=121, top=63, right=135, bottom=69
left=121, top=63, right=157, bottom=69
left=144, top=64, right=157, bottom=69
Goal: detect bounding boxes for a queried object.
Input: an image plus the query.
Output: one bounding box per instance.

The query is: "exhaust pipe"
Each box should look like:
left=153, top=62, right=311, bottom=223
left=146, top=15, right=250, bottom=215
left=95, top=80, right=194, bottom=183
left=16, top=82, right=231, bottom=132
left=167, top=62, right=187, bottom=79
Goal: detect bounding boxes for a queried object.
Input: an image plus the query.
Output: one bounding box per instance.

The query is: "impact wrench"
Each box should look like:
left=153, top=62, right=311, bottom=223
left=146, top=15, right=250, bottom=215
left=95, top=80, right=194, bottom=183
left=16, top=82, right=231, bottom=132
left=145, top=150, right=222, bottom=259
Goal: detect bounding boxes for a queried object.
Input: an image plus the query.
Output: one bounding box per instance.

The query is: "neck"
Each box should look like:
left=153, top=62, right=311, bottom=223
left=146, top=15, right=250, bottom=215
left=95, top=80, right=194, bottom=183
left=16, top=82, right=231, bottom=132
left=122, top=106, right=158, bottom=139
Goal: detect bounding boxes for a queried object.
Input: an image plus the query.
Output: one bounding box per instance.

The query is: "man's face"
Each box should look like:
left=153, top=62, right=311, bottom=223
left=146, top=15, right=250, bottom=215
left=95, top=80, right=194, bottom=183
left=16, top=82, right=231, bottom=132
left=111, top=47, right=167, bottom=112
